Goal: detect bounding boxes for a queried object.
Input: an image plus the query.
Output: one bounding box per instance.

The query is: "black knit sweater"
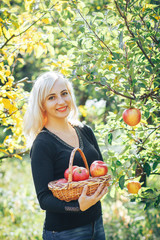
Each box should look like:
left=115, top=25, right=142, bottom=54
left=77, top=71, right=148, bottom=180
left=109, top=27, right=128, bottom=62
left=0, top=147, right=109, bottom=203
left=30, top=124, right=103, bottom=231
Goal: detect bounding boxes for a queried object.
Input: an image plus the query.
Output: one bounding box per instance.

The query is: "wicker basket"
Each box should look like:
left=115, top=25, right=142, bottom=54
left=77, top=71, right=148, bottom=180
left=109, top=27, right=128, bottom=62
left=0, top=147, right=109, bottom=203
left=48, top=147, right=111, bottom=202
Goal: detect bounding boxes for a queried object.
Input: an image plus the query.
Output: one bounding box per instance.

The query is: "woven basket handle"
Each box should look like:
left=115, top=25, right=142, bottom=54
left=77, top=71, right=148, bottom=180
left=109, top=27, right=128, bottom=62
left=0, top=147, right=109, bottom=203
left=68, top=147, right=90, bottom=183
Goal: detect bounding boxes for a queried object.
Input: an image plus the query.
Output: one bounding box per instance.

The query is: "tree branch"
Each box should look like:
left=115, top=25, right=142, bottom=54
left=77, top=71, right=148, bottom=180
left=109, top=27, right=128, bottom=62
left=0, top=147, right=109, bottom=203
left=0, top=150, right=29, bottom=160
left=0, top=4, right=56, bottom=49
left=79, top=74, right=158, bottom=101
left=114, top=0, right=155, bottom=67
left=139, top=14, right=159, bottom=45
left=82, top=78, right=135, bottom=100
left=0, top=34, right=16, bottom=49
left=71, top=2, right=113, bottom=55
left=12, top=77, right=32, bottom=87
left=137, top=124, right=160, bottom=154
left=139, top=88, right=159, bottom=102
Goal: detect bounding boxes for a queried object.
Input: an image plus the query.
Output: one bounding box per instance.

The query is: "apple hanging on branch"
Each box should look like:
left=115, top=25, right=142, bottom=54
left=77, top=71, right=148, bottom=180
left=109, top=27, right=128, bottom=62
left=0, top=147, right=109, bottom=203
left=127, top=181, right=141, bottom=194
left=122, top=108, right=141, bottom=126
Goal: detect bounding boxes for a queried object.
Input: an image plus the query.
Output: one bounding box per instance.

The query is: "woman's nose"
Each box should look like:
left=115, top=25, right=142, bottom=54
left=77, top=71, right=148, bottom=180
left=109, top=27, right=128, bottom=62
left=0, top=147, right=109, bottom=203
left=57, top=96, right=65, bottom=104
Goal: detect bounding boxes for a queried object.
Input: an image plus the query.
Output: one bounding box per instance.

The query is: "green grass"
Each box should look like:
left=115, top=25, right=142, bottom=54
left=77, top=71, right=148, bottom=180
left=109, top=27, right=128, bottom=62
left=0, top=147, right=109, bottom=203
left=0, top=156, right=44, bottom=240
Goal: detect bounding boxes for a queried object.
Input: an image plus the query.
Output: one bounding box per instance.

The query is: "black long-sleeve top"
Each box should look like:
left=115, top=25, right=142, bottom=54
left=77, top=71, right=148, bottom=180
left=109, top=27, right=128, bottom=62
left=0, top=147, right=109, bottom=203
left=30, top=124, right=103, bottom=231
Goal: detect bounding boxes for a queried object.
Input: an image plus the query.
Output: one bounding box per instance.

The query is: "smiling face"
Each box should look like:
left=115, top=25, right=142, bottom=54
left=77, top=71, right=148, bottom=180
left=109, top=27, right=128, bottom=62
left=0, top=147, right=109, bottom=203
left=43, top=78, right=72, bottom=122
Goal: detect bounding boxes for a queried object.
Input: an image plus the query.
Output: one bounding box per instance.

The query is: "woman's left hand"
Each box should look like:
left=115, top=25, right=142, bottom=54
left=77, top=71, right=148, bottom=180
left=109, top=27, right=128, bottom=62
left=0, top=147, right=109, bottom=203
left=78, top=184, right=108, bottom=211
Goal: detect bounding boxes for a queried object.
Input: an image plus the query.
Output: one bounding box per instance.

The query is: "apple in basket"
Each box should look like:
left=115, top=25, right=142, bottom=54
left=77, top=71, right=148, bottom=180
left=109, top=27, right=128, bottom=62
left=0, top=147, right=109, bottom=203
left=90, top=160, right=108, bottom=177
left=72, top=167, right=89, bottom=181
left=56, top=178, right=68, bottom=184
left=64, top=165, right=78, bottom=180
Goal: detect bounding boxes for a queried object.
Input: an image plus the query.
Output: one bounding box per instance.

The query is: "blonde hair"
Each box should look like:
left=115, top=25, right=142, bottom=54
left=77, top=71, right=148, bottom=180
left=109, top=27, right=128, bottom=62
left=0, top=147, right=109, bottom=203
left=23, top=71, right=81, bottom=145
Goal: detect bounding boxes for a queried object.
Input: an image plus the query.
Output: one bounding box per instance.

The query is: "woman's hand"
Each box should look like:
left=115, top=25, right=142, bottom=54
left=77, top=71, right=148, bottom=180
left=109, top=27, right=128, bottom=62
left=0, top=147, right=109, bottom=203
left=78, top=184, right=108, bottom=211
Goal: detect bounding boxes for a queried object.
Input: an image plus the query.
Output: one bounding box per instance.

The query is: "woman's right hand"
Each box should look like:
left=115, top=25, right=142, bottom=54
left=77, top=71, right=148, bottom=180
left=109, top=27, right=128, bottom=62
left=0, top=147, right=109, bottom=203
left=78, top=184, right=108, bottom=211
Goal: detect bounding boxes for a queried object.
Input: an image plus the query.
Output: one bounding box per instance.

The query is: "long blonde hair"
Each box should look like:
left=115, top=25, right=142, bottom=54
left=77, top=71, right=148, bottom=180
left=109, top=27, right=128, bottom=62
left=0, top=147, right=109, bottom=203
left=23, top=71, right=81, bottom=145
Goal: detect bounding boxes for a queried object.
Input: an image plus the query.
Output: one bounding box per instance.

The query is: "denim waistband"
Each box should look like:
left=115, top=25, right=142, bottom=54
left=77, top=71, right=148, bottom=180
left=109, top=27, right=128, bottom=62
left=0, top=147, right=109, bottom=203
left=43, top=215, right=106, bottom=240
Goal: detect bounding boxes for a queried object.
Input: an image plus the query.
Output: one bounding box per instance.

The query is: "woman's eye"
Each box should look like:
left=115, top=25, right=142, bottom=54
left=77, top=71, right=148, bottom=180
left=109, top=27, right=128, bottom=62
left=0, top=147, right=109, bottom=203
left=48, top=96, right=55, bottom=100
left=62, top=91, right=68, bottom=96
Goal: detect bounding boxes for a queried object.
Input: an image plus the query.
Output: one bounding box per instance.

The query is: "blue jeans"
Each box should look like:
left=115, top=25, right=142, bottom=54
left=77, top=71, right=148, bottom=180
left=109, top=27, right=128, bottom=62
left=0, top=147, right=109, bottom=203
left=42, top=215, right=106, bottom=240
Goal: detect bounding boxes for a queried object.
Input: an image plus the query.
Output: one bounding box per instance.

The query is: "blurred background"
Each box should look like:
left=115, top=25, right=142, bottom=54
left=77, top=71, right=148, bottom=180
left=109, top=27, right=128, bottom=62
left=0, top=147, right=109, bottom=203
left=0, top=0, right=160, bottom=239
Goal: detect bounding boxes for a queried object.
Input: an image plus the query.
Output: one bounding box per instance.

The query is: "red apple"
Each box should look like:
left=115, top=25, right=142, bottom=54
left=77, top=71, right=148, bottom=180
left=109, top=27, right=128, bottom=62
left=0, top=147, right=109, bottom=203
left=122, top=108, right=141, bottom=126
left=56, top=178, right=68, bottom=184
left=127, top=181, right=141, bottom=194
left=64, top=165, right=78, bottom=180
left=90, top=160, right=108, bottom=177
left=72, top=167, right=89, bottom=181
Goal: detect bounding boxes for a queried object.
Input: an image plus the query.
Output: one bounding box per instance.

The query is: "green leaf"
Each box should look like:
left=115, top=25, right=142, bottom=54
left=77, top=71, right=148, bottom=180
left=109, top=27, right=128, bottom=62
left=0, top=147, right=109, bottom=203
left=150, top=15, right=158, bottom=22
left=144, top=111, right=150, bottom=119
left=83, top=8, right=90, bottom=16
left=92, top=12, right=104, bottom=19
left=100, top=77, right=107, bottom=85
left=108, top=133, right=113, bottom=145
left=137, top=22, right=141, bottom=29
left=144, top=162, right=151, bottom=177
left=131, top=79, right=137, bottom=87
left=112, top=52, right=121, bottom=60
left=153, top=161, right=159, bottom=170
left=130, top=198, right=136, bottom=202
left=116, top=160, right=122, bottom=166
left=119, top=175, right=125, bottom=189
left=145, top=66, right=153, bottom=73
left=145, top=188, right=154, bottom=194
left=144, top=202, right=151, bottom=210
left=154, top=195, right=160, bottom=208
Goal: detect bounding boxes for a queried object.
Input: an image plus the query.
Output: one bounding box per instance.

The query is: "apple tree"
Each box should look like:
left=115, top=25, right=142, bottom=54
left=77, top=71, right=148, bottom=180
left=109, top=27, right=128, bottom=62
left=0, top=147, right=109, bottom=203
left=76, top=0, right=160, bottom=209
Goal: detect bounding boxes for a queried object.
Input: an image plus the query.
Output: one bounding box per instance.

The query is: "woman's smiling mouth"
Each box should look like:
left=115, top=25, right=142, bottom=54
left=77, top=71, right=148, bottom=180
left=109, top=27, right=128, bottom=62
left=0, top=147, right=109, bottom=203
left=57, top=106, right=67, bottom=112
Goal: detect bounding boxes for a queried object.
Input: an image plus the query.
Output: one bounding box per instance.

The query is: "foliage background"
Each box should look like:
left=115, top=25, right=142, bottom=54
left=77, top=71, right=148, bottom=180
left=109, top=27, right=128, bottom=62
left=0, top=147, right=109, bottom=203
left=0, top=0, right=160, bottom=239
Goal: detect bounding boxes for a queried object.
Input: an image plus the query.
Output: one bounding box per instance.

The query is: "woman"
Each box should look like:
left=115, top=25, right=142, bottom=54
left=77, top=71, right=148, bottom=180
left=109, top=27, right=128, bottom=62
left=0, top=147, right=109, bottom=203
left=24, top=71, right=108, bottom=240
